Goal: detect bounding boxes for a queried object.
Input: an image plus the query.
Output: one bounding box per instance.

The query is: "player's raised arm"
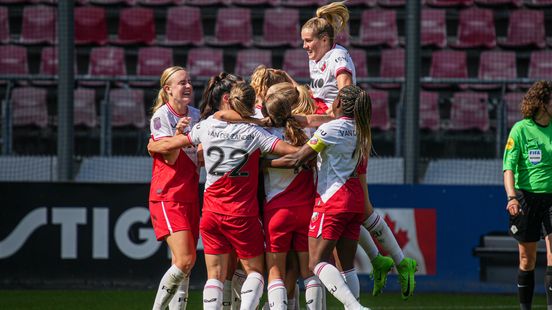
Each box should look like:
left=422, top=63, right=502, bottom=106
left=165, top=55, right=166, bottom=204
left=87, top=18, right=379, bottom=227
left=268, top=143, right=317, bottom=169
left=147, top=134, right=192, bottom=155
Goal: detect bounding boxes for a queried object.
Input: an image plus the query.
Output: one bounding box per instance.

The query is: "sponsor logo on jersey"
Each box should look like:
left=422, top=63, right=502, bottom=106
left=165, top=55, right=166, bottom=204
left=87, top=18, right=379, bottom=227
left=153, top=117, right=161, bottom=130
left=321, top=62, right=327, bottom=72
left=505, top=137, right=514, bottom=150
left=529, top=149, right=542, bottom=165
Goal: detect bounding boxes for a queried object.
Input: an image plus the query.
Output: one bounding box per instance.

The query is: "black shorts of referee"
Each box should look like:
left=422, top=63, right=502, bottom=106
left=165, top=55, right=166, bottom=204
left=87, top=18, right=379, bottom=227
left=509, top=190, right=552, bottom=242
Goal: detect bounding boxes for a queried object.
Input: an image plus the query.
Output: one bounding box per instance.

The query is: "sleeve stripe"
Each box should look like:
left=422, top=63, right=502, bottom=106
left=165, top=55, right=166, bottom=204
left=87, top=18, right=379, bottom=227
left=269, top=138, right=281, bottom=153
left=336, top=67, right=352, bottom=77
left=151, top=135, right=171, bottom=141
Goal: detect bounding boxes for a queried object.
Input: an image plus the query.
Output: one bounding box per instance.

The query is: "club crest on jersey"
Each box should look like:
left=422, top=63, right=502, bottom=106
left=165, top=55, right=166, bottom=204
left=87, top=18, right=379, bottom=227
left=321, top=62, right=327, bottom=72
left=311, top=212, right=319, bottom=222
left=153, top=117, right=161, bottom=130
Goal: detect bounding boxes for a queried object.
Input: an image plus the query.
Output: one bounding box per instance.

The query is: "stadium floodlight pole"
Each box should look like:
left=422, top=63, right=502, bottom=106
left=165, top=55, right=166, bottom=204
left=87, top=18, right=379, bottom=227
left=57, top=1, right=75, bottom=181
left=403, top=0, right=421, bottom=184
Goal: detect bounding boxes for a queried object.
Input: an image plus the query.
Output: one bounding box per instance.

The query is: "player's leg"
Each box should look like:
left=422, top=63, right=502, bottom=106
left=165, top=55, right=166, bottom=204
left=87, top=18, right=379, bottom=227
left=336, top=237, right=360, bottom=302
left=517, top=242, right=537, bottom=310
left=298, top=251, right=324, bottom=310
left=222, top=251, right=237, bottom=310
left=203, top=253, right=230, bottom=310
left=239, top=254, right=265, bottom=310
left=168, top=252, right=190, bottom=310
left=545, top=235, right=552, bottom=309
left=266, top=251, right=288, bottom=310
left=230, top=262, right=247, bottom=310
left=358, top=226, right=393, bottom=296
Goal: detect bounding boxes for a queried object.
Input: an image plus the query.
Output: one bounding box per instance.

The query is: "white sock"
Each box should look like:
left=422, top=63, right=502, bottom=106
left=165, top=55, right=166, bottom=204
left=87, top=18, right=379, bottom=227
left=168, top=275, right=189, bottom=310
left=364, top=212, right=405, bottom=265
left=358, top=226, right=379, bottom=260
left=342, top=268, right=360, bottom=302
left=314, top=262, right=361, bottom=310
left=267, top=279, right=287, bottom=310
left=231, top=270, right=247, bottom=310
left=203, top=278, right=224, bottom=310
left=287, top=298, right=296, bottom=310
left=293, top=282, right=300, bottom=309
left=153, top=265, right=185, bottom=310
left=239, top=272, right=264, bottom=310
left=304, top=276, right=324, bottom=310
left=222, top=280, right=232, bottom=310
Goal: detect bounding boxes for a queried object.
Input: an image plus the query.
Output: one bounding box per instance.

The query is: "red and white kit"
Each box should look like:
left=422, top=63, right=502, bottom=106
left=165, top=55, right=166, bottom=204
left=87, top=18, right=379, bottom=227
left=307, top=117, right=366, bottom=240
left=309, top=44, right=356, bottom=108
left=263, top=128, right=315, bottom=253
left=149, top=104, right=201, bottom=241
left=187, top=116, right=280, bottom=258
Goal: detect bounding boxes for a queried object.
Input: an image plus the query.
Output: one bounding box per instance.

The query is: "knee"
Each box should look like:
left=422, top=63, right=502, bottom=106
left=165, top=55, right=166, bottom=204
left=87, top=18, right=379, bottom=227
left=174, top=253, right=196, bottom=274
left=519, top=252, right=536, bottom=271
left=308, top=258, right=321, bottom=274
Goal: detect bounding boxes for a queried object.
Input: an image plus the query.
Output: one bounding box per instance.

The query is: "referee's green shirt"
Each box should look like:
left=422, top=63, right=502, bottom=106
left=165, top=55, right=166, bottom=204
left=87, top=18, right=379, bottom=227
left=503, top=118, right=552, bottom=193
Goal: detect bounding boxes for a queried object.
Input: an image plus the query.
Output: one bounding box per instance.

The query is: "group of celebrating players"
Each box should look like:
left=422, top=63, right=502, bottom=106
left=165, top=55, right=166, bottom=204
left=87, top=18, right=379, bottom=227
left=145, top=2, right=417, bottom=309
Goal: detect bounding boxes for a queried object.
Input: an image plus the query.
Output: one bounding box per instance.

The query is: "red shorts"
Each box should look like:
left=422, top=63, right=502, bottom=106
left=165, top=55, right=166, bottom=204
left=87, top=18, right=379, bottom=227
left=264, top=206, right=311, bottom=253
left=149, top=200, right=200, bottom=242
left=308, top=211, right=364, bottom=241
left=200, top=211, right=265, bottom=259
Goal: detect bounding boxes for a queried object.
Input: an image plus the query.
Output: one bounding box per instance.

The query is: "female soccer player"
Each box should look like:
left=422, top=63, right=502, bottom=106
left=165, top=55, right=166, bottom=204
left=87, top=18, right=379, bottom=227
left=268, top=85, right=375, bottom=310
left=149, top=82, right=300, bottom=310
left=148, top=66, right=200, bottom=310
left=504, top=80, right=552, bottom=310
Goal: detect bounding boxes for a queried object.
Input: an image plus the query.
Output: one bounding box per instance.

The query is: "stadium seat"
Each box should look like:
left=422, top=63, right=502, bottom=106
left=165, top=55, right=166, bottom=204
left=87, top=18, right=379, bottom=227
left=132, top=47, right=173, bottom=87
left=419, top=91, right=440, bottom=131
left=136, top=0, right=184, bottom=4
left=368, top=90, right=391, bottom=131
left=230, top=0, right=272, bottom=5
left=451, top=8, right=496, bottom=48
left=108, top=88, right=146, bottom=128
left=88, top=0, right=135, bottom=4
left=257, top=8, right=300, bottom=47
left=525, top=0, right=552, bottom=7
left=335, top=27, right=351, bottom=47
left=422, top=159, right=502, bottom=185
left=424, top=50, right=467, bottom=89
left=114, top=7, right=156, bottom=45
left=503, top=92, right=523, bottom=128
left=235, top=49, right=272, bottom=77
left=185, top=0, right=228, bottom=5
left=346, top=0, right=377, bottom=6
left=528, top=50, right=552, bottom=81
left=74, top=88, right=97, bottom=128
left=11, top=87, right=48, bottom=128
left=421, top=9, right=447, bottom=48
left=74, top=6, right=108, bottom=45
left=377, top=0, right=405, bottom=7
left=355, top=9, right=399, bottom=47
left=471, top=51, right=516, bottom=90
left=277, top=0, right=324, bottom=6
left=209, top=8, right=252, bottom=47
left=0, top=45, right=29, bottom=79
left=499, top=9, right=546, bottom=48
left=349, top=48, right=368, bottom=79
left=282, top=48, right=310, bottom=80
left=186, top=48, right=224, bottom=79
left=372, top=48, right=404, bottom=89
left=0, top=7, right=9, bottom=44
left=425, top=0, right=473, bottom=6
left=38, top=47, right=57, bottom=85
left=20, top=5, right=56, bottom=45
left=449, top=92, right=489, bottom=131
left=163, top=6, right=204, bottom=46
left=0, top=0, right=28, bottom=3
left=474, top=0, right=522, bottom=7
left=82, top=47, right=126, bottom=86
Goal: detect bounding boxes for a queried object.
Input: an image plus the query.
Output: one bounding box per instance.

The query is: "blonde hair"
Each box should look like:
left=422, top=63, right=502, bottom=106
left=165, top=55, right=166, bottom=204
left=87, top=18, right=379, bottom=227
left=265, top=85, right=308, bottom=146
left=250, top=65, right=292, bottom=105
left=152, top=66, right=186, bottom=114
left=266, top=82, right=316, bottom=116
left=302, top=1, right=349, bottom=45
left=339, top=85, right=372, bottom=160
left=229, top=82, right=256, bottom=118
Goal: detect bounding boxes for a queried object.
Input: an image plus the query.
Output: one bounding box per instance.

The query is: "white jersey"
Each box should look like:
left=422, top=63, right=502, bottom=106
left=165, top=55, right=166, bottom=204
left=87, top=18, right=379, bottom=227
left=307, top=117, right=364, bottom=214
left=187, top=116, right=280, bottom=216
left=309, top=44, right=356, bottom=107
left=150, top=103, right=200, bottom=166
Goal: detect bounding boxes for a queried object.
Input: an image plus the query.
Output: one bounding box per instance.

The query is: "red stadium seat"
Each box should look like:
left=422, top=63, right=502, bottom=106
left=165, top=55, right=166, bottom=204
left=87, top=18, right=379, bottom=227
left=335, top=27, right=351, bottom=47
left=88, top=0, right=135, bottom=4
left=425, top=50, right=467, bottom=89
left=503, top=92, right=523, bottom=128
left=230, top=0, right=272, bottom=5
left=499, top=9, right=546, bottom=48
left=419, top=91, right=440, bottom=131
left=421, top=9, right=447, bottom=48
left=0, top=7, right=9, bottom=44
left=349, top=48, right=368, bottom=79
left=20, top=5, right=56, bottom=45
left=0, top=45, right=29, bottom=78
left=528, top=50, right=552, bottom=80
left=163, top=6, right=204, bottom=46
left=451, top=8, right=496, bottom=48
left=355, top=9, right=399, bottom=47
left=367, top=90, right=391, bottom=131
left=525, top=0, right=552, bottom=7
left=11, top=87, right=48, bottom=128
left=132, top=47, right=173, bottom=87
left=186, top=48, right=224, bottom=79
left=277, top=0, right=323, bottom=6
left=0, top=0, right=28, bottom=3
left=372, top=48, right=404, bottom=89
left=471, top=51, right=516, bottom=90
left=235, top=49, right=272, bottom=77
left=74, top=88, right=97, bottom=128
left=209, top=8, right=252, bottom=47
left=474, top=0, right=522, bottom=7
left=82, top=47, right=126, bottom=86
left=426, top=0, right=473, bottom=6
left=346, top=0, right=377, bottom=6
left=449, top=92, right=489, bottom=131
left=75, top=6, right=108, bottom=45
left=377, top=0, right=405, bottom=7
left=282, top=48, right=310, bottom=80
left=109, top=88, right=146, bottom=128
left=114, top=7, right=156, bottom=45
left=186, top=0, right=227, bottom=5
left=257, top=8, right=300, bottom=47
left=136, top=0, right=184, bottom=4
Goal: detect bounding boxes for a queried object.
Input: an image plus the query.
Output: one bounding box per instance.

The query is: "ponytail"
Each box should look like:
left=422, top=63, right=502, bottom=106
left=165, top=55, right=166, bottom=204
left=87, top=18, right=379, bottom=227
left=292, top=85, right=316, bottom=115
left=229, top=83, right=256, bottom=118
left=303, top=1, right=349, bottom=45
left=199, top=72, right=243, bottom=119
left=265, top=83, right=308, bottom=146
left=339, top=85, right=372, bottom=159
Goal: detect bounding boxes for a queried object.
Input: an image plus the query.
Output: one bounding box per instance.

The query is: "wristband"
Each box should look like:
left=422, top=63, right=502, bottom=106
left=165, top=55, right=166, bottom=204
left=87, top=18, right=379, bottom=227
left=507, top=196, right=517, bottom=201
